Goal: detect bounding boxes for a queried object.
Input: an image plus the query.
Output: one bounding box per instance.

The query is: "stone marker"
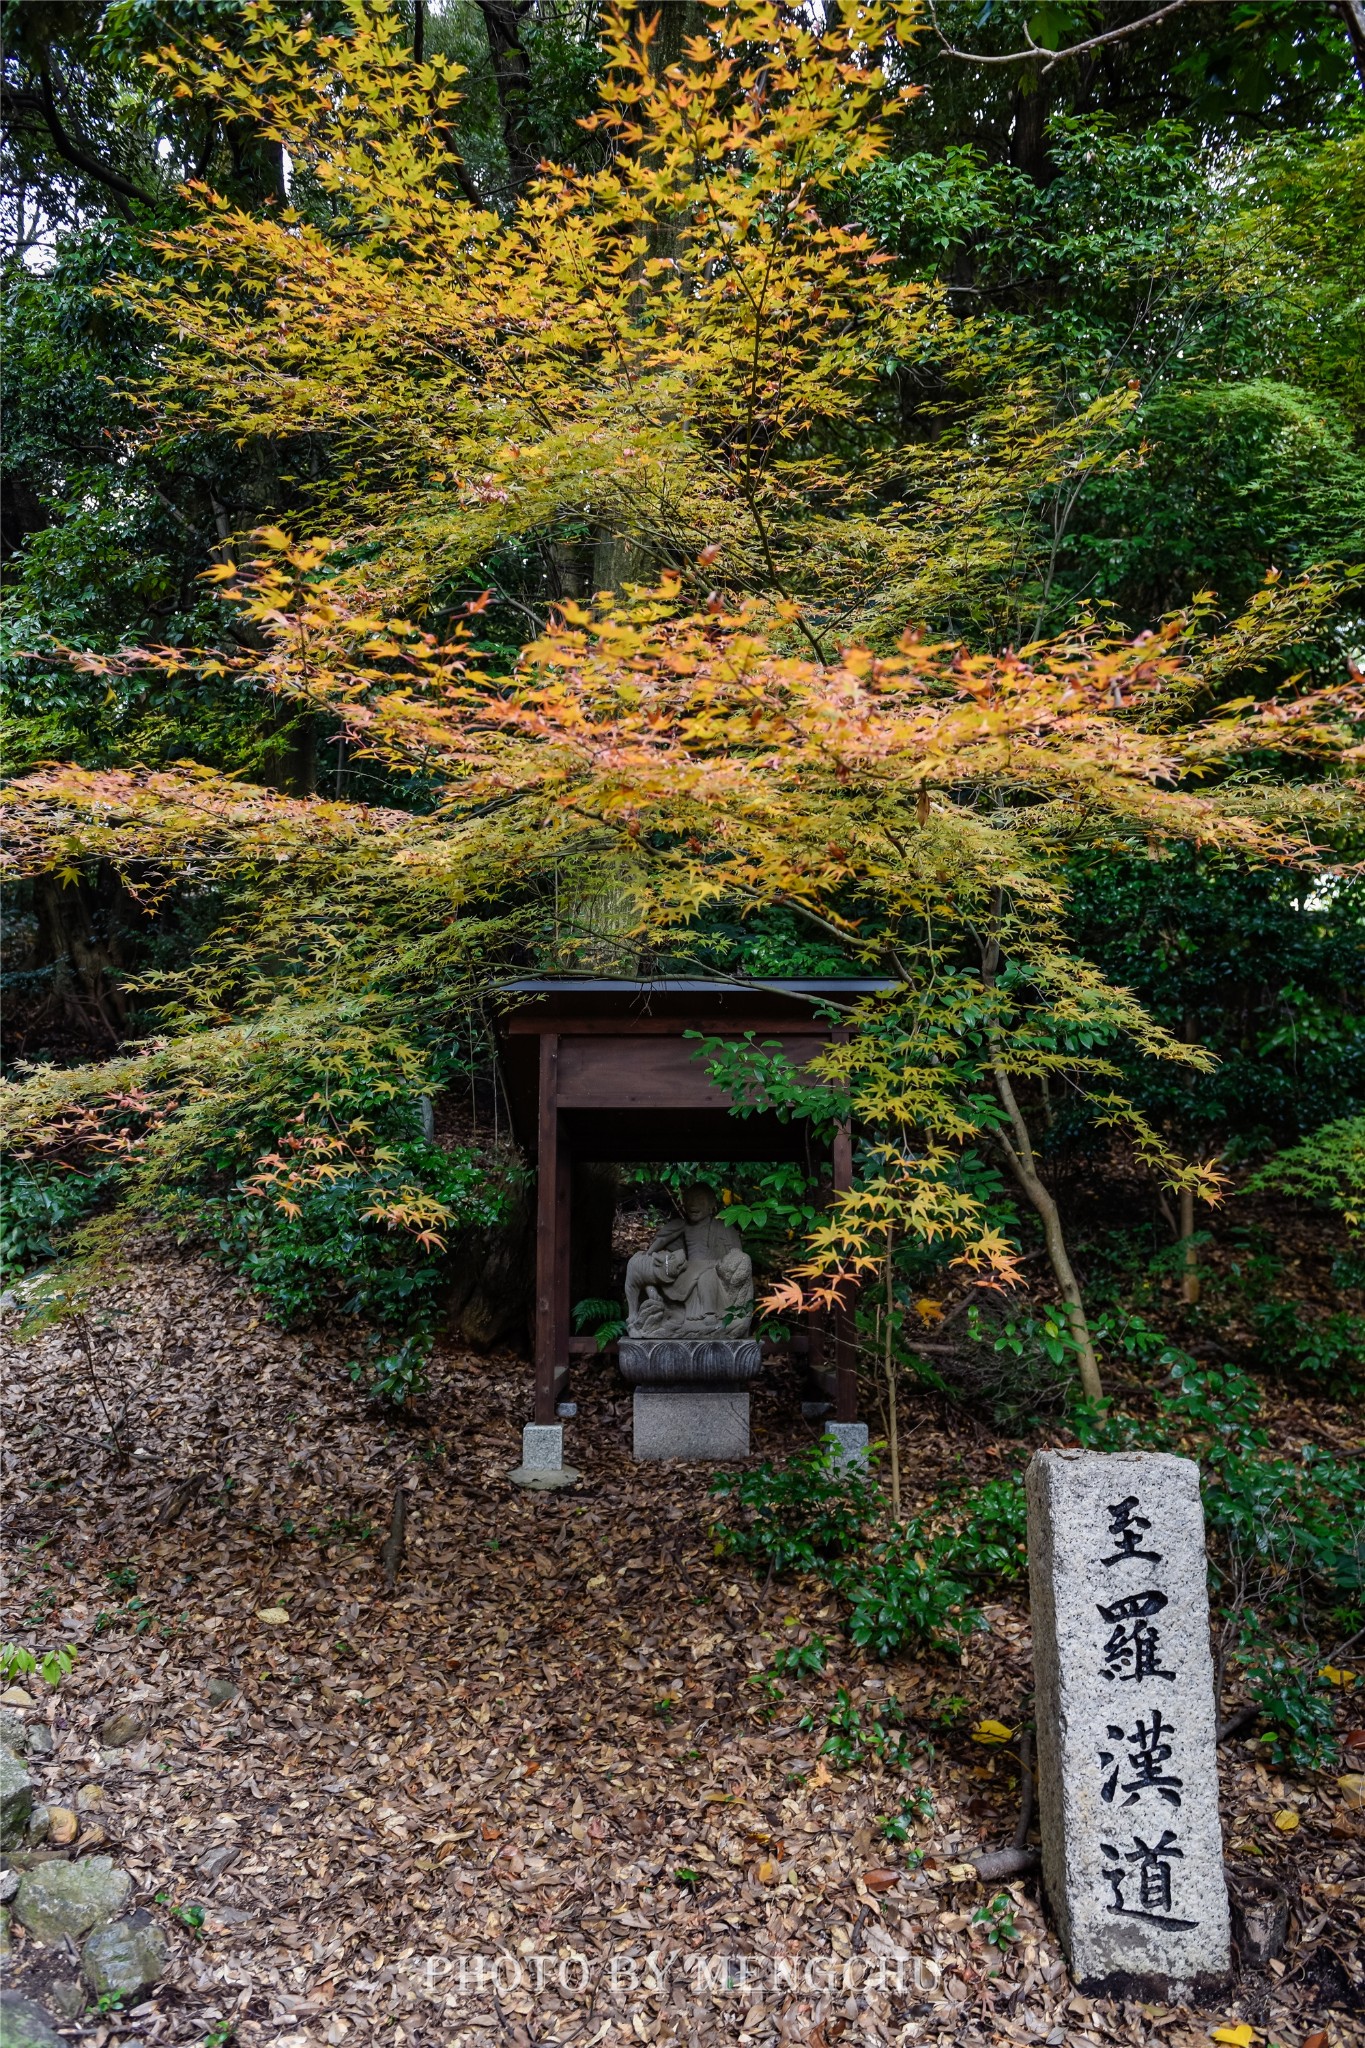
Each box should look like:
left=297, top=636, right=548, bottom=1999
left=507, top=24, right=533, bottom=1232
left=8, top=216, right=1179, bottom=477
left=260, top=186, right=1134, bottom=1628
left=509, top=1422, right=579, bottom=1490
left=824, top=1421, right=869, bottom=1471
left=1026, top=1449, right=1230, bottom=1998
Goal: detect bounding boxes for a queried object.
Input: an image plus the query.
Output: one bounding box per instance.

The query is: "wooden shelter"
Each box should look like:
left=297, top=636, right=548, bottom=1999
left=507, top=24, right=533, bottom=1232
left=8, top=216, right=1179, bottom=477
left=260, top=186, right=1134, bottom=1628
left=496, top=978, right=894, bottom=1430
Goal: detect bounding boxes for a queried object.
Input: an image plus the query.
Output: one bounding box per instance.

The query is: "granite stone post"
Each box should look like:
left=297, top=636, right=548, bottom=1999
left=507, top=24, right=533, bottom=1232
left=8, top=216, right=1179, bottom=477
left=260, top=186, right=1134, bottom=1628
left=509, top=1422, right=579, bottom=1490
left=1026, top=1449, right=1230, bottom=1998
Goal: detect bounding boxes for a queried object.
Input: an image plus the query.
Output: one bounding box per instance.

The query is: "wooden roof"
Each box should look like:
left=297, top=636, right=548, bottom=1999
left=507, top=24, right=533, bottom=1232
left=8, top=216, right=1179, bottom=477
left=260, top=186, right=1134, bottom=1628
left=495, top=976, right=893, bottom=1162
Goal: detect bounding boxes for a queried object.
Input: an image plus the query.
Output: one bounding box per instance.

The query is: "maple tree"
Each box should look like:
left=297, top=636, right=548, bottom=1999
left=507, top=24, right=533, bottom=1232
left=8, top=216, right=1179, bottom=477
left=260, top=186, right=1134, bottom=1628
left=4, top=0, right=1363, bottom=1406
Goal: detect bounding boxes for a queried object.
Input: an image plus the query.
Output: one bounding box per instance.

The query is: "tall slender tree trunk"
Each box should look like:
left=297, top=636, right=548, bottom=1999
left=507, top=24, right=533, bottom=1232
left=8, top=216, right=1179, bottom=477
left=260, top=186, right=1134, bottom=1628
left=1179, top=1183, right=1201, bottom=1304
left=990, top=1057, right=1104, bottom=1405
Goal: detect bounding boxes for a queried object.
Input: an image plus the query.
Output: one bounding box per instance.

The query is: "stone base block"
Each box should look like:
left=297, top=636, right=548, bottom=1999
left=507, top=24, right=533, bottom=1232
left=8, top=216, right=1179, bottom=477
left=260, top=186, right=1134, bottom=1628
left=509, top=1423, right=579, bottom=1490
left=824, top=1421, right=869, bottom=1470
left=633, top=1386, right=749, bottom=1461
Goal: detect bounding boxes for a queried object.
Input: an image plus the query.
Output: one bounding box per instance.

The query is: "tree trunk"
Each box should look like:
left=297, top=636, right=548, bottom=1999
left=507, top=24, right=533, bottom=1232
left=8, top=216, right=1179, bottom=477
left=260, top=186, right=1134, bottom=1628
left=476, top=0, right=538, bottom=191
left=990, top=1058, right=1104, bottom=1404
left=1179, top=1183, right=1201, bottom=1304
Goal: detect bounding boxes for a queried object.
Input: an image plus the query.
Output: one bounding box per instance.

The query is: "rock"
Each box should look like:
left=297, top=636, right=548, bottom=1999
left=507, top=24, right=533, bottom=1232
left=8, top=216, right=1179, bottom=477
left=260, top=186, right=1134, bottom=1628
left=0, top=1744, right=35, bottom=1850
left=81, top=1909, right=169, bottom=2000
left=0, top=1867, right=18, bottom=1902
left=205, top=1679, right=239, bottom=1707
left=0, top=1710, right=30, bottom=1752
left=24, top=1725, right=53, bottom=1759
left=12, top=1854, right=131, bottom=1941
left=1026, top=1449, right=1231, bottom=1999
left=1228, top=1867, right=1289, bottom=1965
left=75, top=1783, right=103, bottom=1812
left=0, top=1991, right=64, bottom=2048
left=48, top=1979, right=86, bottom=2020
left=0, top=1689, right=35, bottom=1709
left=45, top=1807, right=76, bottom=1846
left=197, top=1843, right=240, bottom=1880
left=100, top=1710, right=147, bottom=1749
left=0, top=1904, right=10, bottom=1955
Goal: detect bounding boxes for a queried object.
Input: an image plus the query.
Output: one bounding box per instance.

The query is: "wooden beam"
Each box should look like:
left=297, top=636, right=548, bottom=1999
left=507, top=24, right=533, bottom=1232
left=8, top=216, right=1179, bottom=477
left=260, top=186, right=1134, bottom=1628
left=505, top=1015, right=833, bottom=1036
left=832, top=1123, right=858, bottom=1424
left=534, top=1034, right=560, bottom=1425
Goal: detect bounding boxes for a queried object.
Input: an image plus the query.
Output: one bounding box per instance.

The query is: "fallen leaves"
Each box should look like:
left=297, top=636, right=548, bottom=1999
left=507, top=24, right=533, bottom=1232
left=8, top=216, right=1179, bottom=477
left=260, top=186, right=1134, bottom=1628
left=1, top=1249, right=1361, bottom=2048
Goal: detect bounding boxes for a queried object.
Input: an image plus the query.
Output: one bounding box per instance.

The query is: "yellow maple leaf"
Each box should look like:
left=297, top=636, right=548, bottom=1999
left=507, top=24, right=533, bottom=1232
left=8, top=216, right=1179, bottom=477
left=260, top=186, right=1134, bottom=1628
left=1272, top=1809, right=1299, bottom=1832
left=1210, top=2027, right=1257, bottom=2047
left=971, top=1719, right=1015, bottom=1745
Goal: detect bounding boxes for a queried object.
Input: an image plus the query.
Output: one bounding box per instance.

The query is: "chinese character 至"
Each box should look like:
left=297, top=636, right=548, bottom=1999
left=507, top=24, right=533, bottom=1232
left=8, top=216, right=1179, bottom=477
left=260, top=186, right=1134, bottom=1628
left=1098, top=1710, right=1184, bottom=1807
left=1101, top=1496, right=1162, bottom=1568
left=1100, top=1614, right=1176, bottom=1684
left=1100, top=1829, right=1196, bottom=1927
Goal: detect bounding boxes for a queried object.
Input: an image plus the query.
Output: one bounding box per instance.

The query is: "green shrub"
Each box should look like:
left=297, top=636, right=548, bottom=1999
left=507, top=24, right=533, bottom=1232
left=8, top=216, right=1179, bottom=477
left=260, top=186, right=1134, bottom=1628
left=0, top=1161, right=121, bottom=1282
left=711, top=1439, right=883, bottom=1577
left=200, top=1136, right=511, bottom=1334
left=1250, top=1300, right=1365, bottom=1387
left=843, top=1475, right=1026, bottom=1660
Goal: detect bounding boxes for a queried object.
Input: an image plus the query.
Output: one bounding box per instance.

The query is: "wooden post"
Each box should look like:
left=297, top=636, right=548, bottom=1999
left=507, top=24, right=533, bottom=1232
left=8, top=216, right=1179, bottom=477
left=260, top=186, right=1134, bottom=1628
left=832, top=1122, right=858, bottom=1423
left=554, top=1131, right=572, bottom=1408
left=534, top=1034, right=560, bottom=1426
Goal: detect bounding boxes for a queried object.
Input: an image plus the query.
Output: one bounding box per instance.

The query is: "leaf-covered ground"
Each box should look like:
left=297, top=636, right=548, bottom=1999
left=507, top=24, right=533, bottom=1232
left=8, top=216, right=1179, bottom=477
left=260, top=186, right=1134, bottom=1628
left=1, top=1254, right=1361, bottom=2048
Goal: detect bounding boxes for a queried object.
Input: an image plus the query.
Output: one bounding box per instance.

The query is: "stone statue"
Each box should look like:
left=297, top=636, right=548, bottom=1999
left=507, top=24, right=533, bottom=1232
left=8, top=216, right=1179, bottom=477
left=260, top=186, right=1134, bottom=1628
left=624, top=1184, right=755, bottom=1339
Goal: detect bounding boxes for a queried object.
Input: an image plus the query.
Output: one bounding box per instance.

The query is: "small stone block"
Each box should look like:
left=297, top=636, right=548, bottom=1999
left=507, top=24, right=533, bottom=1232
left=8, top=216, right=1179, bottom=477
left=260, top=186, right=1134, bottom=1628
left=1026, top=1449, right=1231, bottom=1999
left=521, top=1423, right=563, bottom=1468
left=633, top=1386, right=749, bottom=1461
left=509, top=1422, right=577, bottom=1490
left=823, top=1422, right=869, bottom=1469
left=556, top=1401, right=578, bottom=1417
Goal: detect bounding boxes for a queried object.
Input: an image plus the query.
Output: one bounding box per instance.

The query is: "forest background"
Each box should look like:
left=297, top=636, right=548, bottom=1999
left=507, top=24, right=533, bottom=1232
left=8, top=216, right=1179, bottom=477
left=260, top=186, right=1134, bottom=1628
left=2, top=0, right=1365, bottom=1776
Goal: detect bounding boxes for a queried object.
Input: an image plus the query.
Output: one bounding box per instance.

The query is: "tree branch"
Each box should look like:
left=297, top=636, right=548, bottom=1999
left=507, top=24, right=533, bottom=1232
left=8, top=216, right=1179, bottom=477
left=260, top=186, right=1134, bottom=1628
left=927, top=0, right=1207, bottom=76
left=25, top=62, right=156, bottom=210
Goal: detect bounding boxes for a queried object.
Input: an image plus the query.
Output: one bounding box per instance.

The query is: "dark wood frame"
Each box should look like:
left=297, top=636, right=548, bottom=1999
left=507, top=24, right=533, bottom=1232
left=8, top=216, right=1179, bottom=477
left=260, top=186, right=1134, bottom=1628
left=497, top=980, right=893, bottom=1429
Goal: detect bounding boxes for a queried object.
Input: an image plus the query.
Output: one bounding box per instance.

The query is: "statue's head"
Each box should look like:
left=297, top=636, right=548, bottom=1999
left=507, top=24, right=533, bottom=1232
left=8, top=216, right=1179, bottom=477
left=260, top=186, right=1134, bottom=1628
left=679, top=1182, right=718, bottom=1224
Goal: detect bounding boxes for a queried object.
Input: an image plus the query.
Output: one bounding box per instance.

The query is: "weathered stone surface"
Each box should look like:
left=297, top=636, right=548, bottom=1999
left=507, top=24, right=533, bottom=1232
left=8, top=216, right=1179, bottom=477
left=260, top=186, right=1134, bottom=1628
left=824, top=1422, right=869, bottom=1471
left=0, top=1710, right=32, bottom=1753
left=12, top=1854, right=132, bottom=1942
left=205, top=1679, right=239, bottom=1707
left=632, top=1385, right=749, bottom=1461
left=100, top=1710, right=147, bottom=1749
left=0, top=1867, right=18, bottom=1903
left=23, top=1725, right=53, bottom=1759
left=0, top=1743, right=34, bottom=1850
left=0, top=1990, right=64, bottom=2048
left=48, top=1979, right=85, bottom=2020
left=45, top=1809, right=76, bottom=1846
left=75, top=1784, right=103, bottom=1813
left=82, top=1909, right=169, bottom=1999
left=1026, top=1449, right=1230, bottom=1997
